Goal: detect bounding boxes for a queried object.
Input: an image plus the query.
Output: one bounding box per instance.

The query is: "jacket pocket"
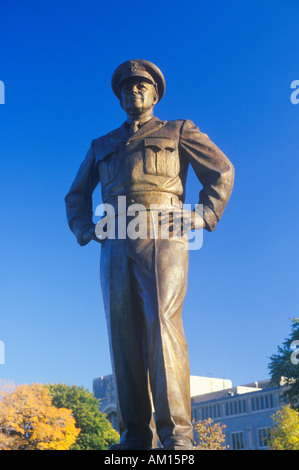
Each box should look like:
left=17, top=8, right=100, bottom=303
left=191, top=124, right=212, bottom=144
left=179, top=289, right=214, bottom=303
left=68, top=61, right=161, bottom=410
left=95, top=142, right=119, bottom=185
left=143, top=137, right=179, bottom=177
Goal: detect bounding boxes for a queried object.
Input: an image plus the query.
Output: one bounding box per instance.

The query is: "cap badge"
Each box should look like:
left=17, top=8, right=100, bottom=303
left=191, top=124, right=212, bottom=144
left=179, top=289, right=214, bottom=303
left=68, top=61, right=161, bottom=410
left=128, top=60, right=145, bottom=73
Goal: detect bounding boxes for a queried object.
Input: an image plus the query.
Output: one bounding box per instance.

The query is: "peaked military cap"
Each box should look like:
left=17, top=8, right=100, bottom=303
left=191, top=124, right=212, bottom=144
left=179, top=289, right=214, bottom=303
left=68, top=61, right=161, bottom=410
left=111, top=59, right=166, bottom=102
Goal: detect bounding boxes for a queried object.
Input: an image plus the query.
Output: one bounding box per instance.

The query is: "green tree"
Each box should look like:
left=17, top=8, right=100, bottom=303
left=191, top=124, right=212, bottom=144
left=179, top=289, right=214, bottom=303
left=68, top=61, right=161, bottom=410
left=268, top=405, right=299, bottom=450
left=47, top=384, right=119, bottom=450
left=268, top=318, right=299, bottom=408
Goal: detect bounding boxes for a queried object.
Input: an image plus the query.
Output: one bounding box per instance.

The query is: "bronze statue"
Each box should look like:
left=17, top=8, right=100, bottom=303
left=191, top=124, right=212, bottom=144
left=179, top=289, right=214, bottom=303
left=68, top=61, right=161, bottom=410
left=65, top=60, right=234, bottom=450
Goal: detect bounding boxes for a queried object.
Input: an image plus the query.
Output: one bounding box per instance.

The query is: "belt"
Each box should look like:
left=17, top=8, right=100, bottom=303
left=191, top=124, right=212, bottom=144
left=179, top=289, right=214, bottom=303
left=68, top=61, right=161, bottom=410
left=104, top=192, right=183, bottom=214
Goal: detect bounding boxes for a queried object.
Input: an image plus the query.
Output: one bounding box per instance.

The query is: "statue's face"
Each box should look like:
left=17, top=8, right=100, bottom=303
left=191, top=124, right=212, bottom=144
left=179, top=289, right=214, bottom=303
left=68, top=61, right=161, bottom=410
left=120, top=78, right=157, bottom=117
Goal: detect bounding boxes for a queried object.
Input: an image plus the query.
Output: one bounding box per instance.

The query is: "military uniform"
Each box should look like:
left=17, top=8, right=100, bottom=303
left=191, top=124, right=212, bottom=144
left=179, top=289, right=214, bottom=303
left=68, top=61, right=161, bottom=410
left=65, top=61, right=234, bottom=449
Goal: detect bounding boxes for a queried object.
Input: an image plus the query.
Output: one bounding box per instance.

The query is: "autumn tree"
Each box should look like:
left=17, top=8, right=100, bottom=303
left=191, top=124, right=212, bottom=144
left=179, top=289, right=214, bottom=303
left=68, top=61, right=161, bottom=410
left=0, top=379, right=16, bottom=396
left=47, top=383, right=119, bottom=450
left=193, top=418, right=227, bottom=450
left=0, top=383, right=80, bottom=450
left=268, top=318, right=299, bottom=408
left=268, top=405, right=299, bottom=450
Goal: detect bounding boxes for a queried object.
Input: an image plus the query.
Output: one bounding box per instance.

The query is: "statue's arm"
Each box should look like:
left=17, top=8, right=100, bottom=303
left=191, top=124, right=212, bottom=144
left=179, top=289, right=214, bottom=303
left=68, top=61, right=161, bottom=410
left=180, top=120, right=235, bottom=231
left=65, top=140, right=100, bottom=246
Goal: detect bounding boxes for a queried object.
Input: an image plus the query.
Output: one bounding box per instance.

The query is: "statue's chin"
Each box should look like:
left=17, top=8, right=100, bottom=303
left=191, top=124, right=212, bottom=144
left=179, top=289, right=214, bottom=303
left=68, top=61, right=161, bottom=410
left=127, top=106, right=143, bottom=117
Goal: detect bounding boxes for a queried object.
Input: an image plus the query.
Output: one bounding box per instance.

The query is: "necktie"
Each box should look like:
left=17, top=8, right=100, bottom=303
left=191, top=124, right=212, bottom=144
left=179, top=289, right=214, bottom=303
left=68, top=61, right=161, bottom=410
left=129, top=121, right=140, bottom=135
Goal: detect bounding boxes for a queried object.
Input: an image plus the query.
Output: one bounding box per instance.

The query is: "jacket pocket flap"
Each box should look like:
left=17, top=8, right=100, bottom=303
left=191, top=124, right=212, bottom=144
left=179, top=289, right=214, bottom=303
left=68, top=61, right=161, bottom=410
left=95, top=139, right=119, bottom=165
left=144, top=137, right=177, bottom=151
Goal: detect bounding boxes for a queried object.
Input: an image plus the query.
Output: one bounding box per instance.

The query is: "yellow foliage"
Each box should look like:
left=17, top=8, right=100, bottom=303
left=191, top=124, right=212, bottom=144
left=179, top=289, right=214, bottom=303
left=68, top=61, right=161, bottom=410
left=268, top=405, right=299, bottom=450
left=193, top=417, right=227, bottom=450
left=0, top=383, right=80, bottom=450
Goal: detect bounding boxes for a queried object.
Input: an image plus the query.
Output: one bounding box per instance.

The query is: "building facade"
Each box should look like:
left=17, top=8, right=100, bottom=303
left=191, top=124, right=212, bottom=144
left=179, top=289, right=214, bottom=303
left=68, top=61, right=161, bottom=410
left=191, top=379, right=282, bottom=449
left=93, top=374, right=119, bottom=431
left=93, top=374, right=284, bottom=450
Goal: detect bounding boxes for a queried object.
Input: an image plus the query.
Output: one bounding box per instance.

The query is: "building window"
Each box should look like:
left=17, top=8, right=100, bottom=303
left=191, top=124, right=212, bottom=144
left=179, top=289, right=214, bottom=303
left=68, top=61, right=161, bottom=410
left=256, top=396, right=261, bottom=410
left=214, top=404, right=221, bottom=418
left=258, top=428, right=270, bottom=448
left=225, top=399, right=247, bottom=416
left=251, top=394, right=275, bottom=412
left=200, top=403, right=222, bottom=420
left=231, top=432, right=245, bottom=450
left=107, top=411, right=119, bottom=432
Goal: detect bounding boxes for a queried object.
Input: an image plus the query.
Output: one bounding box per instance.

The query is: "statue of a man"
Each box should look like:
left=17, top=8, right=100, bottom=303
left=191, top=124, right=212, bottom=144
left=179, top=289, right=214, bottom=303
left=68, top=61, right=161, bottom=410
left=65, top=60, right=234, bottom=450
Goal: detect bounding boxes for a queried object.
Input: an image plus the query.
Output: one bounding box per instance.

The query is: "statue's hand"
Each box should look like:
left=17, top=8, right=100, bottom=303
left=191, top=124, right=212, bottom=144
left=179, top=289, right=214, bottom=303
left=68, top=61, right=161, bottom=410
left=81, top=227, right=103, bottom=245
left=181, top=210, right=205, bottom=232
left=158, top=209, right=205, bottom=236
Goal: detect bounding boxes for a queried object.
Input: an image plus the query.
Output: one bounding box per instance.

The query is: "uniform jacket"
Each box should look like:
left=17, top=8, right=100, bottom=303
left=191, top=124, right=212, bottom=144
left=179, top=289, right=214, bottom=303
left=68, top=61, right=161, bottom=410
left=65, top=117, right=234, bottom=245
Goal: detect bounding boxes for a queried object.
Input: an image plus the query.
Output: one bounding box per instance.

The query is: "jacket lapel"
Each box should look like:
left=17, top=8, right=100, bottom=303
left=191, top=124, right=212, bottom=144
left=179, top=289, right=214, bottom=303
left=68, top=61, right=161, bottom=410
left=107, top=122, right=130, bottom=143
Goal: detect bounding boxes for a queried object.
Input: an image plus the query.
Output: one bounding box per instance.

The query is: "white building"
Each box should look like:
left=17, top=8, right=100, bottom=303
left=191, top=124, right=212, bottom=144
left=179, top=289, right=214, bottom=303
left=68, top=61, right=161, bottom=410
left=93, top=374, right=284, bottom=450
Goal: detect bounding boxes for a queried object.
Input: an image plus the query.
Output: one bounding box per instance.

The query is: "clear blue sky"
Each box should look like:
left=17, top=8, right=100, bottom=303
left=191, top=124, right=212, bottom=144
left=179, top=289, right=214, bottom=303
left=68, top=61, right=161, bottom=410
left=1, top=0, right=299, bottom=392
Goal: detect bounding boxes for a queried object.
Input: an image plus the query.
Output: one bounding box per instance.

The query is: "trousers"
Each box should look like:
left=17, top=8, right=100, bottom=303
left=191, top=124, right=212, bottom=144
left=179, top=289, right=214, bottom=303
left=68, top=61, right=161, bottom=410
left=100, top=216, right=193, bottom=447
